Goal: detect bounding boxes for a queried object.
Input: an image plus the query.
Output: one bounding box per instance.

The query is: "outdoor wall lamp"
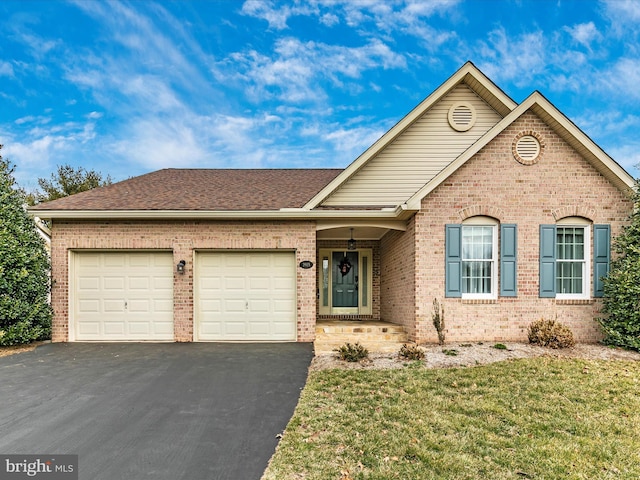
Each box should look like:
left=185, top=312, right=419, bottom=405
left=176, top=260, right=186, bottom=274
left=347, top=228, right=357, bottom=250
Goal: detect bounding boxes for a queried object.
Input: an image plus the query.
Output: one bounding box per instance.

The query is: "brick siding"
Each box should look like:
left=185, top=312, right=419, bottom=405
left=409, top=111, right=633, bottom=344
left=50, top=220, right=317, bottom=342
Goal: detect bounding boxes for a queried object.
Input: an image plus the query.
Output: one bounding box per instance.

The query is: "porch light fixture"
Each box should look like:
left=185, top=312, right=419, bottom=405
left=347, top=228, right=356, bottom=251
left=176, top=260, right=186, bottom=274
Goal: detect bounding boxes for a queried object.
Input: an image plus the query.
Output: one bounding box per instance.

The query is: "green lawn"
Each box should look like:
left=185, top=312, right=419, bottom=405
left=263, top=358, right=640, bottom=480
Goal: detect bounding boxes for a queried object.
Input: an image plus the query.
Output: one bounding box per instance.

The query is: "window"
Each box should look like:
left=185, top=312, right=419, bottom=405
left=462, top=225, right=497, bottom=298
left=555, top=226, right=587, bottom=298
left=446, top=219, right=517, bottom=299
left=539, top=220, right=610, bottom=299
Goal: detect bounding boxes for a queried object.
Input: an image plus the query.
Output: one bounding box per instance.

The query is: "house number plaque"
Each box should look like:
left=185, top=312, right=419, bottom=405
left=299, top=260, right=314, bottom=269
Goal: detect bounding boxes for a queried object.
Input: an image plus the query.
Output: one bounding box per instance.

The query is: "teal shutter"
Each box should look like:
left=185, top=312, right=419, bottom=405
left=500, top=224, right=517, bottom=297
left=539, top=225, right=556, bottom=298
left=593, top=224, right=610, bottom=298
left=445, top=225, right=462, bottom=298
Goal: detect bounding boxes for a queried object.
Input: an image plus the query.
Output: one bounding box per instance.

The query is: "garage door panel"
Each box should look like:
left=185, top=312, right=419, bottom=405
left=74, top=252, right=174, bottom=341
left=224, top=299, right=246, bottom=313
left=104, top=299, right=126, bottom=312
left=129, top=277, right=150, bottom=290
left=78, top=277, right=100, bottom=290
left=273, top=299, right=295, bottom=313
left=249, top=299, right=270, bottom=313
left=225, top=277, right=247, bottom=290
left=104, top=255, right=126, bottom=267
left=154, top=299, right=173, bottom=312
left=103, top=321, right=125, bottom=335
left=249, top=277, right=270, bottom=290
left=78, top=322, right=100, bottom=336
left=196, top=252, right=296, bottom=341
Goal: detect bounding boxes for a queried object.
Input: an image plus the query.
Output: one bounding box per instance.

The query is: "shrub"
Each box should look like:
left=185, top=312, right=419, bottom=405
left=335, top=342, right=369, bottom=362
left=599, top=179, right=640, bottom=351
left=432, top=298, right=445, bottom=345
left=493, top=343, right=508, bottom=350
left=399, top=343, right=425, bottom=360
left=0, top=152, right=52, bottom=346
left=528, top=318, right=575, bottom=349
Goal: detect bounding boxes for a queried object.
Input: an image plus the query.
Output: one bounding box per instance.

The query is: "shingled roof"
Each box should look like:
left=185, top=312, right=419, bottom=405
left=30, top=168, right=343, bottom=211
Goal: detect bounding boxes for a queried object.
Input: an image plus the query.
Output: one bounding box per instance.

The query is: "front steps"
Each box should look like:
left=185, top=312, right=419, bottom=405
left=314, top=320, right=411, bottom=354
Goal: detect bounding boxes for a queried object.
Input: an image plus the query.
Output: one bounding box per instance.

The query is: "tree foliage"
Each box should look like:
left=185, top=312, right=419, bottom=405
left=0, top=146, right=52, bottom=345
left=599, top=179, right=640, bottom=350
left=28, top=163, right=112, bottom=204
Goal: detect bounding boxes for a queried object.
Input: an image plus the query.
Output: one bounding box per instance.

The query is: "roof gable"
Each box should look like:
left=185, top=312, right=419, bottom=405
left=404, top=91, right=636, bottom=210
left=318, top=83, right=504, bottom=207
left=304, top=61, right=518, bottom=210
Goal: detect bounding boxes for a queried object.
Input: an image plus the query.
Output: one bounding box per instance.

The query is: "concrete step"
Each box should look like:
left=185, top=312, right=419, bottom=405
left=314, top=321, right=410, bottom=354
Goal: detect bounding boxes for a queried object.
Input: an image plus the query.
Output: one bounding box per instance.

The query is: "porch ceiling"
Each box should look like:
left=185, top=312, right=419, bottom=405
left=316, top=222, right=406, bottom=241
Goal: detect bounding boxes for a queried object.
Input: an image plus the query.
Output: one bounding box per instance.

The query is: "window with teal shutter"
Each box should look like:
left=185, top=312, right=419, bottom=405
left=500, top=224, right=517, bottom=297
left=593, top=224, right=610, bottom=298
left=539, top=223, right=611, bottom=299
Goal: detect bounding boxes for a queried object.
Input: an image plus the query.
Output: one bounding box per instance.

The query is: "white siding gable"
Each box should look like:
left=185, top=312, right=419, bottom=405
left=321, top=84, right=503, bottom=207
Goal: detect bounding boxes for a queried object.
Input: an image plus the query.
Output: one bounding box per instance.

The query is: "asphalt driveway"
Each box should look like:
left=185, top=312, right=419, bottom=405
left=0, top=342, right=314, bottom=480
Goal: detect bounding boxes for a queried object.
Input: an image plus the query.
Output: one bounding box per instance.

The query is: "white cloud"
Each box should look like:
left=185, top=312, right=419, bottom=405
left=323, top=124, right=386, bottom=161
left=596, top=58, right=640, bottom=102
left=241, top=0, right=317, bottom=29
left=0, top=61, right=14, bottom=77
left=602, top=0, right=640, bottom=36
left=222, top=37, right=406, bottom=104
left=564, top=22, right=602, bottom=49
left=477, top=27, right=546, bottom=85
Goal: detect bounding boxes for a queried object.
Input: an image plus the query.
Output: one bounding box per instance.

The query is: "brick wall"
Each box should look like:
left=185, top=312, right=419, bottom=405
left=380, top=217, right=416, bottom=338
left=412, top=111, right=633, bottom=344
left=50, top=220, right=317, bottom=342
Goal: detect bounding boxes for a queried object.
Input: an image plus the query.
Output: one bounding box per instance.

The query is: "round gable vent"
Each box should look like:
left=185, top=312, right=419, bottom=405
left=512, top=132, right=544, bottom=165
left=448, top=102, right=476, bottom=132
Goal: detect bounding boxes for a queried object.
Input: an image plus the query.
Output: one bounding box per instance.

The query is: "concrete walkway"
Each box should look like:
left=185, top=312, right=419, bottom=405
left=0, top=342, right=313, bottom=480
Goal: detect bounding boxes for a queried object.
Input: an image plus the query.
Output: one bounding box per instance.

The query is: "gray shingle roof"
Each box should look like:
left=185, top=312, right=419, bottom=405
left=30, top=168, right=343, bottom=211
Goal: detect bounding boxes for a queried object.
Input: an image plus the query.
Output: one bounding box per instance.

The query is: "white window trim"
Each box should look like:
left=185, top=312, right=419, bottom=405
left=461, top=220, right=498, bottom=300
left=555, top=224, right=591, bottom=300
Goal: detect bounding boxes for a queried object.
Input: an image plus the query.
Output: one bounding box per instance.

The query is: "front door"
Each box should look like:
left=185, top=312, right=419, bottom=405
left=319, top=249, right=372, bottom=316
left=332, top=251, right=358, bottom=310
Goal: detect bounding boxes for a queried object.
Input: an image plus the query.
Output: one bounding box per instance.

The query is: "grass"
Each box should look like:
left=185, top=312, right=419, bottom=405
left=263, top=358, right=640, bottom=479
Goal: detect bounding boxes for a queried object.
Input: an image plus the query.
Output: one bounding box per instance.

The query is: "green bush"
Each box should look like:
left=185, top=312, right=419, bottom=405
left=334, top=342, right=369, bottom=362
left=399, top=343, right=425, bottom=360
left=599, top=179, right=640, bottom=350
left=528, top=318, right=575, bottom=349
left=0, top=151, right=52, bottom=345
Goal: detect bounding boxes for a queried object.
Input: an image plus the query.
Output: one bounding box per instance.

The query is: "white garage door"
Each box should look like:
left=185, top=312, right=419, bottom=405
left=196, top=252, right=296, bottom=341
left=73, top=252, right=174, bottom=341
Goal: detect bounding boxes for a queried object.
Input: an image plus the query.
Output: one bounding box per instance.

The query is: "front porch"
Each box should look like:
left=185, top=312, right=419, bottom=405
left=314, top=319, right=412, bottom=354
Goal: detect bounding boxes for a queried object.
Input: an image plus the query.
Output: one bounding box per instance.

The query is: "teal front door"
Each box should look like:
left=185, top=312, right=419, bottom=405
left=332, top=251, right=358, bottom=309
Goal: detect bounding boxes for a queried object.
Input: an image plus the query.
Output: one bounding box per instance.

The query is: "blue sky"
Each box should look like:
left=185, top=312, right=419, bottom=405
left=1, top=0, right=639, bottom=191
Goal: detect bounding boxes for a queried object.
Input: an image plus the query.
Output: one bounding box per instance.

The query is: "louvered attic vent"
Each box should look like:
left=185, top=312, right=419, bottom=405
left=515, top=135, right=540, bottom=161
left=448, top=103, right=476, bottom=132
